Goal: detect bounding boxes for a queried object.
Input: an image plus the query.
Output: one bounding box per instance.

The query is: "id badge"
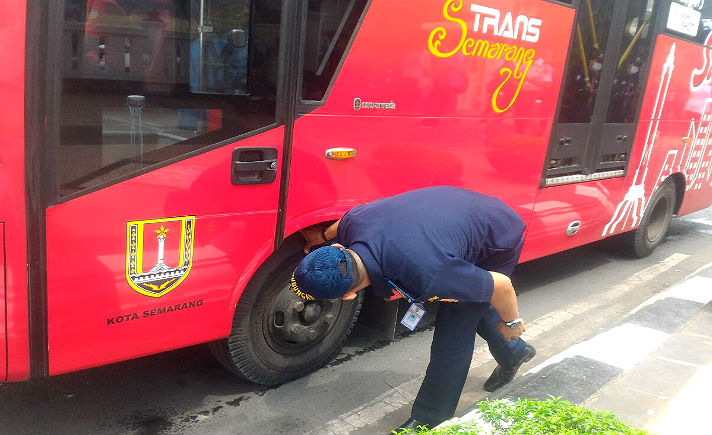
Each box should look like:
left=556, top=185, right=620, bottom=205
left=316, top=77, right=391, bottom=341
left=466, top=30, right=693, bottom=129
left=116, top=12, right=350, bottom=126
left=401, top=302, right=426, bottom=331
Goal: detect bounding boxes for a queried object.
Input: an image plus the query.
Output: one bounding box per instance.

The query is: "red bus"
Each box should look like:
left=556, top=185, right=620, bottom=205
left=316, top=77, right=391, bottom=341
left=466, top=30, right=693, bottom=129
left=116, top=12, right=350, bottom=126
left=3, top=0, right=712, bottom=385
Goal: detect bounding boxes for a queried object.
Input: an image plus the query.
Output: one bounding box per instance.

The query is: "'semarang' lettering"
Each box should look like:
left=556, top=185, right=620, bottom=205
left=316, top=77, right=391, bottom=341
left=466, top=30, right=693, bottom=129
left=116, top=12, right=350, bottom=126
left=427, top=0, right=537, bottom=113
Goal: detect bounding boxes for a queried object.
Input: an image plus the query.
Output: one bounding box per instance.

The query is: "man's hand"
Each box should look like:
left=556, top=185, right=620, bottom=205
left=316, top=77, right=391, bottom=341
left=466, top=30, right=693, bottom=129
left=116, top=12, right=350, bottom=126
left=497, top=320, right=525, bottom=341
left=300, top=227, right=325, bottom=253
left=300, top=220, right=341, bottom=254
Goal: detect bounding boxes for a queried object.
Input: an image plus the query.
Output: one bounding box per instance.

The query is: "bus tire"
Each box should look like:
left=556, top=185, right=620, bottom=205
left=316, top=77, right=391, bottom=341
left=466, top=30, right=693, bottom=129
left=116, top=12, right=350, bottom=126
left=628, top=180, right=676, bottom=258
left=209, top=237, right=363, bottom=386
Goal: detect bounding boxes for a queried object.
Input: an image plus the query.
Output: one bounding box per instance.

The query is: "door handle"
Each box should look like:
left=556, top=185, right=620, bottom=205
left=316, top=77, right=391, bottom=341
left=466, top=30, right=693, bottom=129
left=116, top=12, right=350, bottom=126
left=233, top=160, right=277, bottom=172
left=231, top=147, right=278, bottom=185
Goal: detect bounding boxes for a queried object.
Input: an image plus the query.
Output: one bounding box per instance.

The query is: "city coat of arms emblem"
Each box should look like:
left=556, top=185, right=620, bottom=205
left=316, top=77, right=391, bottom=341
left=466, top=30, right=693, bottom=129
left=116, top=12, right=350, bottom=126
left=125, top=216, right=196, bottom=297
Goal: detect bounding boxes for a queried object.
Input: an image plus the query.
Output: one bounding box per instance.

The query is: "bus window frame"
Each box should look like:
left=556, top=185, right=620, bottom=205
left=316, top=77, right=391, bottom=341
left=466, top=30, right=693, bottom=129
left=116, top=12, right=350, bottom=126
left=297, top=0, right=372, bottom=111
left=297, top=0, right=373, bottom=110
left=42, top=0, right=297, bottom=206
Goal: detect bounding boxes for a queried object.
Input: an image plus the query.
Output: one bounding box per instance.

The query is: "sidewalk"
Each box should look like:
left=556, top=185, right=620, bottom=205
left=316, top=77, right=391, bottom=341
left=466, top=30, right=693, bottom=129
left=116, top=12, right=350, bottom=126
left=454, top=267, right=712, bottom=434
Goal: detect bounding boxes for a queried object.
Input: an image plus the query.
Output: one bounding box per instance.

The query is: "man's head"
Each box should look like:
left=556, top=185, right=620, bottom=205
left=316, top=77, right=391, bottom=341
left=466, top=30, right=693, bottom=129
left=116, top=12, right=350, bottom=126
left=291, top=245, right=368, bottom=300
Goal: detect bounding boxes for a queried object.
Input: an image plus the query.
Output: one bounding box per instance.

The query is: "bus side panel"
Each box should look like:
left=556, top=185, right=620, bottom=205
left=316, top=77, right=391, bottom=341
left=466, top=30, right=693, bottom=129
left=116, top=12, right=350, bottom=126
left=650, top=37, right=712, bottom=216
left=0, top=1, right=30, bottom=381
left=46, top=129, right=283, bottom=376
left=525, top=35, right=712, bottom=260
left=287, top=0, right=575, bottom=240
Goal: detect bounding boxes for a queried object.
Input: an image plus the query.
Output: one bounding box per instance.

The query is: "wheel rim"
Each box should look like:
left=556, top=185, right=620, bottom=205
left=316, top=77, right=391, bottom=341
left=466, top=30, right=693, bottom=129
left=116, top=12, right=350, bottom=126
left=646, top=194, right=671, bottom=243
left=263, top=283, right=343, bottom=356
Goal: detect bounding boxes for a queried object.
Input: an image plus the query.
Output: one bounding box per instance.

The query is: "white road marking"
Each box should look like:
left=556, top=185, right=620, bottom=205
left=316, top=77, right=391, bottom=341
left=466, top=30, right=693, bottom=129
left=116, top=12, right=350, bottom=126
left=688, top=217, right=712, bottom=226
left=522, top=253, right=689, bottom=340
left=629, top=275, right=712, bottom=314
left=526, top=323, right=671, bottom=374
left=309, top=253, right=690, bottom=435
left=575, top=324, right=670, bottom=370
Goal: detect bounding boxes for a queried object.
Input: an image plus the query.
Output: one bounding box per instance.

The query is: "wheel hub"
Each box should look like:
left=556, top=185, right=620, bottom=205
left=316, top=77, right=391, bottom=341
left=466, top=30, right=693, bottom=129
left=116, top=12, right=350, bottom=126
left=265, top=285, right=341, bottom=354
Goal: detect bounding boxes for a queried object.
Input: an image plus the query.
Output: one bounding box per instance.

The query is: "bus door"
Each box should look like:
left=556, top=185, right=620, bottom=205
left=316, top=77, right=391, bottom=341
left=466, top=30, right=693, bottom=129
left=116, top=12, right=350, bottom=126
left=523, top=0, right=661, bottom=259
left=38, top=0, right=289, bottom=375
left=546, top=0, right=659, bottom=182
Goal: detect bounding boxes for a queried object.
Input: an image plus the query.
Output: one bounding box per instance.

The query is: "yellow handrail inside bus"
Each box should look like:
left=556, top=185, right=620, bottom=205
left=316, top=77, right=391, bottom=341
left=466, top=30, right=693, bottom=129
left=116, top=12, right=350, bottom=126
left=618, top=21, right=649, bottom=70
left=576, top=24, right=591, bottom=87
left=585, top=0, right=600, bottom=51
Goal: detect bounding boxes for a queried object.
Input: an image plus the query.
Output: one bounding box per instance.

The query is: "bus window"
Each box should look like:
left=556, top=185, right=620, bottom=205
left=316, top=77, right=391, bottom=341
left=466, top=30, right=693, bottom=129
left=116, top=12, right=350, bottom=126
left=58, top=0, right=281, bottom=197
left=557, top=0, right=615, bottom=124
left=545, top=0, right=659, bottom=183
left=189, top=0, right=250, bottom=95
left=606, top=0, right=656, bottom=124
left=301, top=0, right=368, bottom=102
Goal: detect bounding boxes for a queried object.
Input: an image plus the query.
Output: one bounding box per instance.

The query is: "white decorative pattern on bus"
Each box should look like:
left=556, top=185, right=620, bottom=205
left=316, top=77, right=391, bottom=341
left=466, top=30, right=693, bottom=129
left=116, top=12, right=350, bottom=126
left=603, top=44, right=676, bottom=236
left=604, top=42, right=712, bottom=237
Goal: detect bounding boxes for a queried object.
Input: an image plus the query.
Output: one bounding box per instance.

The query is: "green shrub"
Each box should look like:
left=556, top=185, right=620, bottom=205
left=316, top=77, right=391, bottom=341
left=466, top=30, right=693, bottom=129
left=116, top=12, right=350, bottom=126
left=393, top=397, right=649, bottom=435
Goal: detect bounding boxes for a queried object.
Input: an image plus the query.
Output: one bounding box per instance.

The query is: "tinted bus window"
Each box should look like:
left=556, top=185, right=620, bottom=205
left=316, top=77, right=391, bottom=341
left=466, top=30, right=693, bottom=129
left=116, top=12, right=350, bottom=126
left=301, top=0, right=368, bottom=102
left=606, top=0, right=657, bottom=123
left=58, top=0, right=281, bottom=196
left=557, top=0, right=615, bottom=123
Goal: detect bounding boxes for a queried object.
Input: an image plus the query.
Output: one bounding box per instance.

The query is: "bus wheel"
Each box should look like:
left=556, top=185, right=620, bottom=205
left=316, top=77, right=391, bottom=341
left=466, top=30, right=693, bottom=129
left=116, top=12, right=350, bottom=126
left=209, top=238, right=363, bottom=386
left=628, top=180, right=676, bottom=258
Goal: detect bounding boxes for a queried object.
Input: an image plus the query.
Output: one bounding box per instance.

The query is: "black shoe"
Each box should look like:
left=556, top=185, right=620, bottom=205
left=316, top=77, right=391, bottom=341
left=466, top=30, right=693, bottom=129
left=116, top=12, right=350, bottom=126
left=483, top=344, right=536, bottom=392
left=392, top=418, right=431, bottom=433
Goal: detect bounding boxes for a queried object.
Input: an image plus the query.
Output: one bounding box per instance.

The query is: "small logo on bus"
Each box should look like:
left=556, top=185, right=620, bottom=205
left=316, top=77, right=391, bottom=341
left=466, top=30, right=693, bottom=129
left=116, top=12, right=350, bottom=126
left=352, top=97, right=396, bottom=110
left=126, top=216, right=196, bottom=298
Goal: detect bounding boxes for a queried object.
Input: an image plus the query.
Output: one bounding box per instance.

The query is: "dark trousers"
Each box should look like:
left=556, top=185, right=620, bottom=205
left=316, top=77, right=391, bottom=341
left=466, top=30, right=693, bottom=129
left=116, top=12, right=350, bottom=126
left=411, top=303, right=526, bottom=425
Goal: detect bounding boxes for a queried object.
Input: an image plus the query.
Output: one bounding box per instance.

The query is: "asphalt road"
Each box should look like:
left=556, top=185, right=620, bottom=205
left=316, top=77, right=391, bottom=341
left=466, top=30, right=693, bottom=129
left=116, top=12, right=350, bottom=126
left=1, top=207, right=711, bottom=435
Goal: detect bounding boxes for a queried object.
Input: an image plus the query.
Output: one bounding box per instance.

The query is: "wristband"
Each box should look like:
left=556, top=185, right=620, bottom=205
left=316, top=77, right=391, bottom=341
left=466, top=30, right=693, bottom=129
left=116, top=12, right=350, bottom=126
left=501, top=317, right=523, bottom=329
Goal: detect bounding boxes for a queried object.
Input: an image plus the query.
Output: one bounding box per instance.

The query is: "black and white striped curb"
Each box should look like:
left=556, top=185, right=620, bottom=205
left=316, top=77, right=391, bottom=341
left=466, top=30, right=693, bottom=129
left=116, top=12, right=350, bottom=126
left=446, top=269, right=712, bottom=430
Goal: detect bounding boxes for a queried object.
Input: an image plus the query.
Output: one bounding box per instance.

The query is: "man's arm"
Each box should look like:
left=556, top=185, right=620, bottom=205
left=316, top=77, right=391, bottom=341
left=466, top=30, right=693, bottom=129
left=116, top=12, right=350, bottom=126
left=300, top=219, right=341, bottom=253
left=489, top=271, right=525, bottom=341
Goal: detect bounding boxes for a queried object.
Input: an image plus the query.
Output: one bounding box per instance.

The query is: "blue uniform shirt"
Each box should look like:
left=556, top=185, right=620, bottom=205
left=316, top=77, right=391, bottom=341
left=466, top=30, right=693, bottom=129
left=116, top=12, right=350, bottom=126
left=337, top=186, right=526, bottom=303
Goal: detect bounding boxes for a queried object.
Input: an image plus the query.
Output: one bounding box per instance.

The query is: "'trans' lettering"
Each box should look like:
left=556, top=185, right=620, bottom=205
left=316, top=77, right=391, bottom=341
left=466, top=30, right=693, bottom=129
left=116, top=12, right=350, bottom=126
left=427, top=0, right=540, bottom=113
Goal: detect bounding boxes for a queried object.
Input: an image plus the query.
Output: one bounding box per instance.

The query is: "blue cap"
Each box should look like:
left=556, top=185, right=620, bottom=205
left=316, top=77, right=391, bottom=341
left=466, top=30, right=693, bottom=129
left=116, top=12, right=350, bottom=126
left=292, top=246, right=354, bottom=300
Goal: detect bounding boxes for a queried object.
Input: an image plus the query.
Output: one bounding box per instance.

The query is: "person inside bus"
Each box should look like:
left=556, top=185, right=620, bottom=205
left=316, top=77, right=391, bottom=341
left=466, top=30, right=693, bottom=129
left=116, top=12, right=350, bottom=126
left=292, top=186, right=535, bottom=431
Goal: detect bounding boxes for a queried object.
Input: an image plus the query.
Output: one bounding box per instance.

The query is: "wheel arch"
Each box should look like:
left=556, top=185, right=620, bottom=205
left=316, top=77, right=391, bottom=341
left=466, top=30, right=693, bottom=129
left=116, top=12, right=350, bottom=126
left=283, top=206, right=355, bottom=241
left=224, top=208, right=347, bottom=334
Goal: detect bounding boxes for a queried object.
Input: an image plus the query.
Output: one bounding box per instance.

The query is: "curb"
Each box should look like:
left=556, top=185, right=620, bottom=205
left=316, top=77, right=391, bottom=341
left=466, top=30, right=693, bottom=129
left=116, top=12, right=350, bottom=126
left=436, top=269, right=712, bottom=432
